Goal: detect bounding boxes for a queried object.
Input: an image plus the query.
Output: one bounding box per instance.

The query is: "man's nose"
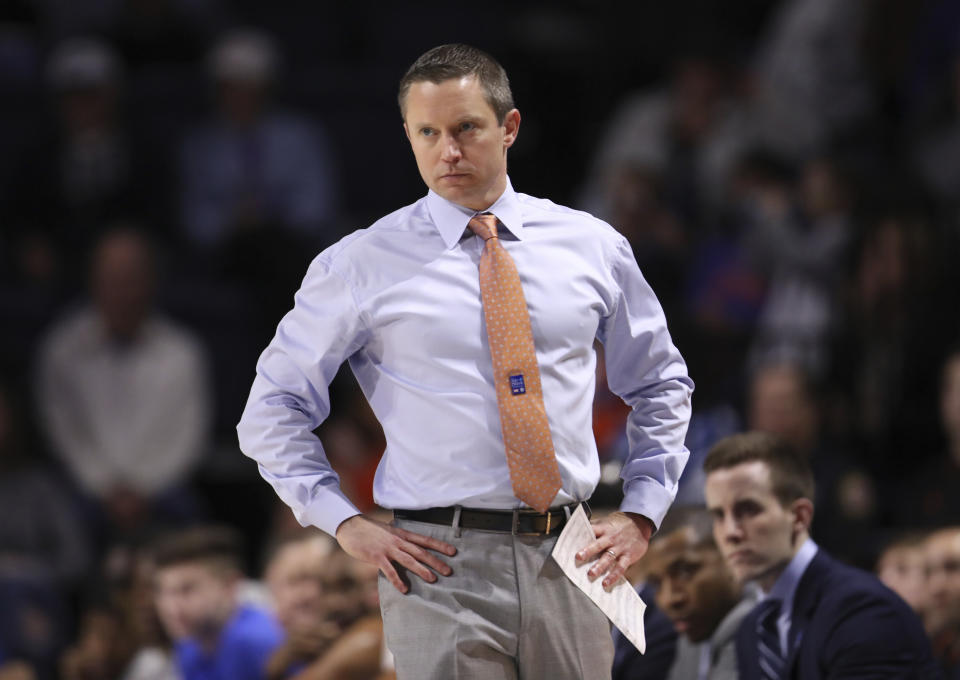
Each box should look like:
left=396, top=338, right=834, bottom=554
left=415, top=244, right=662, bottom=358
left=721, top=515, right=743, bottom=542
left=440, top=134, right=462, bottom=163
left=665, top=584, right=687, bottom=610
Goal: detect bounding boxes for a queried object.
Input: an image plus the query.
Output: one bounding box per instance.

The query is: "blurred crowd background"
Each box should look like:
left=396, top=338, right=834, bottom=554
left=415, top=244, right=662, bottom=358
left=3, top=0, right=960, bottom=677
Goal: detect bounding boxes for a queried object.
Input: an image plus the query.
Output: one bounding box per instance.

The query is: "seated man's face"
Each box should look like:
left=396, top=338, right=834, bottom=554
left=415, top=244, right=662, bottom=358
left=924, top=530, right=960, bottom=634
left=645, top=529, right=741, bottom=643
left=705, top=460, right=801, bottom=590
left=319, top=552, right=374, bottom=631
left=266, top=540, right=327, bottom=631
left=876, top=543, right=928, bottom=616
left=154, top=562, right=236, bottom=642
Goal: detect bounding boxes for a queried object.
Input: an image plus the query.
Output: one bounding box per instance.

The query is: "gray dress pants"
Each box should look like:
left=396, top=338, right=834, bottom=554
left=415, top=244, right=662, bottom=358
left=380, top=517, right=614, bottom=680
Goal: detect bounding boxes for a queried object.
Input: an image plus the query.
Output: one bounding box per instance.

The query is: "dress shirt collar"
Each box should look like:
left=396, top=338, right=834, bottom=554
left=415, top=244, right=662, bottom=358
left=426, top=176, right=525, bottom=249
left=765, top=537, right=818, bottom=614
left=762, top=537, right=817, bottom=655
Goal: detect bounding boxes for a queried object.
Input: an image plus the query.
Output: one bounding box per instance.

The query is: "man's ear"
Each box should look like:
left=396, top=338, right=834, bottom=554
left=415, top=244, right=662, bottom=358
left=790, top=497, right=814, bottom=535
left=502, top=109, right=521, bottom=149
left=403, top=122, right=411, bottom=143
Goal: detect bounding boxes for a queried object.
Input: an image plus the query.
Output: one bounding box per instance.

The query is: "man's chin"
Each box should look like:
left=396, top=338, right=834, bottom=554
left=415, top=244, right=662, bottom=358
left=732, top=563, right=766, bottom=586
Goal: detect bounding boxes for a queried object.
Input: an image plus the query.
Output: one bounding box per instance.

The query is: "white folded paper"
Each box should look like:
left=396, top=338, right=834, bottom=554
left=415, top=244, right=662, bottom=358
left=551, top=504, right=647, bottom=653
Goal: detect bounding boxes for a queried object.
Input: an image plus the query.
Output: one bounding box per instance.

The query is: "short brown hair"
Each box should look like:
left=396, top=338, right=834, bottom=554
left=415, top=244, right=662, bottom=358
left=398, top=43, right=515, bottom=123
left=703, top=431, right=815, bottom=506
left=151, top=525, right=244, bottom=574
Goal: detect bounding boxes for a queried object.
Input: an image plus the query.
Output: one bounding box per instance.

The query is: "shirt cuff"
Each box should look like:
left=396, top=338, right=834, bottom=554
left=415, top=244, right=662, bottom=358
left=618, top=476, right=675, bottom=532
left=297, top=487, right=362, bottom=537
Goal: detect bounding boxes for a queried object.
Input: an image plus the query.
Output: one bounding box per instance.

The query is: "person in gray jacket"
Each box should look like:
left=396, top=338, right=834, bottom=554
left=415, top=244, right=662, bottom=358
left=642, top=511, right=757, bottom=680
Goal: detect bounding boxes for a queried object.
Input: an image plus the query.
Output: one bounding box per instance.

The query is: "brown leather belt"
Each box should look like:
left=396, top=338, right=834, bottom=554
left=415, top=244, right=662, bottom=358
left=393, top=502, right=590, bottom=536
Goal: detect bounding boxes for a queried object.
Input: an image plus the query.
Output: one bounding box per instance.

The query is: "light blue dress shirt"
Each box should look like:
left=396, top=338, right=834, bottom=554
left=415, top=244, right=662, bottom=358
left=237, top=178, right=694, bottom=536
left=764, top=537, right=819, bottom=656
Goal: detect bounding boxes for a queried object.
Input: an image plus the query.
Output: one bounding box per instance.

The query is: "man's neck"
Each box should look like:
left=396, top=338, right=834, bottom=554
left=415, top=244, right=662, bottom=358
left=197, top=604, right=238, bottom=655
left=759, top=531, right=810, bottom=594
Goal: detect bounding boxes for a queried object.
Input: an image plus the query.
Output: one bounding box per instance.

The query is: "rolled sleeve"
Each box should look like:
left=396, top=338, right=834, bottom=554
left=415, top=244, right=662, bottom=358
left=237, top=255, right=369, bottom=537
left=599, top=237, right=694, bottom=529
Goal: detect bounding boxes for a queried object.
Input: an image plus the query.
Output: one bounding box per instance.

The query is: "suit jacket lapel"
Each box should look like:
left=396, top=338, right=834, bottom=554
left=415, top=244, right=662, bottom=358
left=736, top=604, right=764, bottom=680
left=784, top=551, right=830, bottom=674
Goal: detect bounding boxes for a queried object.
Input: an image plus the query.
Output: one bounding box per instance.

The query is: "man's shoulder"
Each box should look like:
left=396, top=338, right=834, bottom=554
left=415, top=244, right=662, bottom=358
left=806, top=551, right=901, bottom=611
left=797, top=551, right=938, bottom=676
left=318, top=199, right=428, bottom=265
left=40, top=306, right=100, bottom=360
left=515, top=191, right=627, bottom=248
left=144, top=314, right=206, bottom=358
left=800, top=551, right=926, bottom=646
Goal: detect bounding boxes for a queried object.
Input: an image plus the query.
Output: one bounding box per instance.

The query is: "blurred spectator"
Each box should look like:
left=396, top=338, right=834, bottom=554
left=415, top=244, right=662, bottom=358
left=179, top=28, right=338, bottom=249
left=0, top=661, right=36, bottom=680
left=912, top=57, right=960, bottom=208
left=747, top=360, right=876, bottom=563
left=579, top=53, right=751, bottom=230
left=748, top=0, right=874, bottom=159
left=900, top=349, right=960, bottom=528
left=876, top=532, right=930, bottom=621
left=178, top=28, right=340, bottom=337
left=0, top=378, right=89, bottom=679
left=641, top=513, right=758, bottom=680
left=833, top=211, right=951, bottom=477
left=266, top=540, right=385, bottom=680
left=153, top=526, right=283, bottom=680
left=59, top=539, right=180, bottom=680
left=744, top=155, right=853, bottom=377
left=317, top=382, right=384, bottom=514
left=263, top=531, right=334, bottom=639
left=0, top=377, right=90, bottom=585
left=35, top=228, right=211, bottom=539
left=8, top=37, right=158, bottom=279
left=925, top=527, right=960, bottom=676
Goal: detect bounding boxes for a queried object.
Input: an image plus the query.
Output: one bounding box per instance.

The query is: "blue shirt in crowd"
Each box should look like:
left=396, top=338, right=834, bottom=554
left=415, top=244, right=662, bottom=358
left=175, top=604, right=284, bottom=680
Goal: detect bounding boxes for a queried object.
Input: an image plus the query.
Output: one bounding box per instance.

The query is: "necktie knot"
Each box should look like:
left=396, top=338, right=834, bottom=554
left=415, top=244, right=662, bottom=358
left=469, top=213, right=499, bottom=241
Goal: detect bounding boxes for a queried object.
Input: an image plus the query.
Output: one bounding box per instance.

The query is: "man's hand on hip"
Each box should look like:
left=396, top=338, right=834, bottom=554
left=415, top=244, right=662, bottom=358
left=577, top=511, right=654, bottom=589
left=335, top=514, right=457, bottom=594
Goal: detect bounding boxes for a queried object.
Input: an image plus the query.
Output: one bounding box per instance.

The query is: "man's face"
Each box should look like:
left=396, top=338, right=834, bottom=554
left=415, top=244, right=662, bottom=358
left=154, top=562, right=236, bottom=642
left=645, top=530, right=741, bottom=643
left=941, top=356, right=960, bottom=442
left=92, top=233, right=153, bottom=339
left=319, top=552, right=376, bottom=631
left=403, top=75, right=519, bottom=211
left=748, top=366, right=818, bottom=453
left=877, top=544, right=928, bottom=616
left=705, top=461, right=805, bottom=590
left=924, top=530, right=960, bottom=633
left=265, top=540, right=327, bottom=631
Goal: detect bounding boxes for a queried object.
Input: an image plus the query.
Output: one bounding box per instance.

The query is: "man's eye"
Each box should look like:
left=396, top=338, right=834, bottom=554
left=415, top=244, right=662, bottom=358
left=421, top=128, right=436, bottom=137
left=460, top=122, right=475, bottom=132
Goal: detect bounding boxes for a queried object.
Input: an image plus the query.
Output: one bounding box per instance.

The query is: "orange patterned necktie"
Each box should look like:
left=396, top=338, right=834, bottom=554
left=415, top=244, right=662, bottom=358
left=468, top=213, right=562, bottom=513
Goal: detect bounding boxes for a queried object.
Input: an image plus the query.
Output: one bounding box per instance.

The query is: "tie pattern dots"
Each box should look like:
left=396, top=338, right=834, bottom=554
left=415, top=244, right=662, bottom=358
left=468, top=213, right=562, bottom=513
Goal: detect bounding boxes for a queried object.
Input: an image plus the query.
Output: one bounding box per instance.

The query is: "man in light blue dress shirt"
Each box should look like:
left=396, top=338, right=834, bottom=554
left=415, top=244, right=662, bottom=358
left=237, top=44, right=693, bottom=679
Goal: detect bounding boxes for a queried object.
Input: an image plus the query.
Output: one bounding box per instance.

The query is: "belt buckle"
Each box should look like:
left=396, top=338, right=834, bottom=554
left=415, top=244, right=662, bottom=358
left=512, top=508, right=543, bottom=536
left=512, top=508, right=555, bottom=536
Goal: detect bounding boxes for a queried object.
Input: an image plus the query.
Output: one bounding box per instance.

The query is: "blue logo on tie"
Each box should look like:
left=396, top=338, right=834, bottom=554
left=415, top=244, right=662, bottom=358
left=510, top=374, right=526, bottom=395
